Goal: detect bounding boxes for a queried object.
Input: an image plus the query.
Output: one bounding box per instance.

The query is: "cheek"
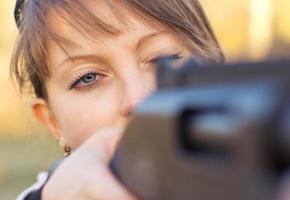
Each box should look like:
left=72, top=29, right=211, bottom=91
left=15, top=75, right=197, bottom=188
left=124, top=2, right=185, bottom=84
left=49, top=86, right=122, bottom=148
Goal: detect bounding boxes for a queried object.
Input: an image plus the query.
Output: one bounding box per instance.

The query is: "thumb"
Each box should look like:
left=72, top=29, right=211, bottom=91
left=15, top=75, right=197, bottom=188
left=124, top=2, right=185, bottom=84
left=81, top=125, right=127, bottom=164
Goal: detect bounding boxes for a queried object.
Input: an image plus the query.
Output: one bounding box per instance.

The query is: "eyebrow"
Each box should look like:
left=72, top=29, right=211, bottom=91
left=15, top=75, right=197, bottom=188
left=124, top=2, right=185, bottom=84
left=60, top=30, right=168, bottom=50
left=57, top=31, right=169, bottom=69
left=136, top=31, right=168, bottom=51
left=56, top=55, right=106, bottom=69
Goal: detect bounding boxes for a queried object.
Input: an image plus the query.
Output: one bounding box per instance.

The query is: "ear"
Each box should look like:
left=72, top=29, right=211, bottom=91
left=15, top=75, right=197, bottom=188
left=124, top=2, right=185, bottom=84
left=31, top=98, right=62, bottom=140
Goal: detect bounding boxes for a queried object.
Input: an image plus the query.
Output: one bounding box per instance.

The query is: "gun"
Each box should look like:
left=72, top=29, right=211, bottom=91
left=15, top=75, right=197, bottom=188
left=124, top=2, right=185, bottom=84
left=111, top=58, right=290, bottom=200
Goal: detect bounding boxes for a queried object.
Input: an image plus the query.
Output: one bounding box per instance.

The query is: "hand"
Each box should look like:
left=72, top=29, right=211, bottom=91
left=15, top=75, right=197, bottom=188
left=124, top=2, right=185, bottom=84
left=278, top=173, right=290, bottom=200
left=42, top=127, right=137, bottom=200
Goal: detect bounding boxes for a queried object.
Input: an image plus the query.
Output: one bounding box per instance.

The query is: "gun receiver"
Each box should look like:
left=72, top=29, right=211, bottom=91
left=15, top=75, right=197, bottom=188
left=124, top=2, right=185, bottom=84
left=112, top=59, right=290, bottom=200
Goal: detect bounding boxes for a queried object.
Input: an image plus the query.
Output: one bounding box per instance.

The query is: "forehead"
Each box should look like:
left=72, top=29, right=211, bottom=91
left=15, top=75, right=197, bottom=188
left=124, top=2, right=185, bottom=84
left=46, top=0, right=163, bottom=49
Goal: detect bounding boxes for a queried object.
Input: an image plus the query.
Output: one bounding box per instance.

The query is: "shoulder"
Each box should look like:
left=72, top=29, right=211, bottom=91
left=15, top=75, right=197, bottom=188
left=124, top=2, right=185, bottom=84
left=16, top=172, right=48, bottom=200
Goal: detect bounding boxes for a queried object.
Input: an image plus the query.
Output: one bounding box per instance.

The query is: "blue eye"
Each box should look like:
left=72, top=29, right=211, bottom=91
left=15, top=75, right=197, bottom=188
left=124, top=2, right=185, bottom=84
left=69, top=72, right=105, bottom=90
left=82, top=73, right=97, bottom=84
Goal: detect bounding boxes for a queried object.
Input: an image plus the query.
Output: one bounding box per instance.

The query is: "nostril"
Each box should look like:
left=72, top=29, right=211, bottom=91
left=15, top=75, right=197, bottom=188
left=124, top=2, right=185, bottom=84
left=120, top=101, right=137, bottom=117
left=120, top=91, right=150, bottom=117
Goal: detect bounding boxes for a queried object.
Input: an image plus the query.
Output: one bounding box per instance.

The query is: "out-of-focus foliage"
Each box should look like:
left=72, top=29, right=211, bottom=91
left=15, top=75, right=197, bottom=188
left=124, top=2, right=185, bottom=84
left=0, top=0, right=290, bottom=199
left=0, top=2, right=37, bottom=137
left=0, top=3, right=61, bottom=199
left=202, top=0, right=290, bottom=60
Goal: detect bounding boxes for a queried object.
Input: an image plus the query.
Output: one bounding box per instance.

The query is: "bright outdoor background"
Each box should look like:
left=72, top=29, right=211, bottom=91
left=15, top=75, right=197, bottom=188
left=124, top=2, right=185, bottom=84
left=1, top=0, right=290, bottom=199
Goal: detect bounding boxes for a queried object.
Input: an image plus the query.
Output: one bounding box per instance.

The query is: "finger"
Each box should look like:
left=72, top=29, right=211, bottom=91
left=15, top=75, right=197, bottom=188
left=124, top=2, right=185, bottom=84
left=86, top=159, right=137, bottom=200
left=278, top=172, right=290, bottom=200
left=74, top=127, right=137, bottom=199
left=81, top=126, right=127, bottom=163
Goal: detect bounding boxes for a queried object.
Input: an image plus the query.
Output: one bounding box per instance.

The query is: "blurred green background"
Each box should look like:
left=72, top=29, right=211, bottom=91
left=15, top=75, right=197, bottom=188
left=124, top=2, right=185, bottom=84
left=1, top=0, right=290, bottom=199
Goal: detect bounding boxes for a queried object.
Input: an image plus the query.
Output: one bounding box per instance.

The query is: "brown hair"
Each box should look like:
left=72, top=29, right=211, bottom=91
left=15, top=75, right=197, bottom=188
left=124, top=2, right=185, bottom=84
left=11, top=0, right=224, bottom=99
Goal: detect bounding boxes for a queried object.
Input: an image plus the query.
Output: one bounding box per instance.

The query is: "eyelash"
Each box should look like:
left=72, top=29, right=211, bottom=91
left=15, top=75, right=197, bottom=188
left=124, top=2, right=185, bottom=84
left=68, top=70, right=106, bottom=91
left=145, top=53, right=183, bottom=65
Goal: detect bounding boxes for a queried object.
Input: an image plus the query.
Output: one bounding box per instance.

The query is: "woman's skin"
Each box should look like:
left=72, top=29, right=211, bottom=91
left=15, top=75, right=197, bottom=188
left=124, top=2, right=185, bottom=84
left=31, top=1, right=191, bottom=199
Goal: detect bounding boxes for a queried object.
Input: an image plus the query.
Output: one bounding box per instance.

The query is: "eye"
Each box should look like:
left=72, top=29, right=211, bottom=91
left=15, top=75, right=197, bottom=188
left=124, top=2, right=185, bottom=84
left=82, top=73, right=96, bottom=83
left=68, top=72, right=106, bottom=90
left=146, top=53, right=183, bottom=65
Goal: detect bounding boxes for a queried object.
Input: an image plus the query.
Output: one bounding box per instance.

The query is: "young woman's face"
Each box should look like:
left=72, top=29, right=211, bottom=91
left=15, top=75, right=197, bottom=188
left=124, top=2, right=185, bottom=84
left=40, top=0, right=191, bottom=149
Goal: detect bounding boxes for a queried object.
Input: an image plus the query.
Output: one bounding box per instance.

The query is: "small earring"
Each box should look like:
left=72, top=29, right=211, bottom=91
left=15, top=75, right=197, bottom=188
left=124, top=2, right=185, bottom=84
left=59, top=136, right=72, bottom=157
left=64, top=145, right=72, bottom=157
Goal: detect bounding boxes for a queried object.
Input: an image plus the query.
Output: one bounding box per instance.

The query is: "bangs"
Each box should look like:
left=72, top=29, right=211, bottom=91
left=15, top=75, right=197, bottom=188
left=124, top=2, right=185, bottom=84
left=48, top=0, right=124, bottom=43
left=41, top=0, right=127, bottom=54
left=43, top=0, right=128, bottom=63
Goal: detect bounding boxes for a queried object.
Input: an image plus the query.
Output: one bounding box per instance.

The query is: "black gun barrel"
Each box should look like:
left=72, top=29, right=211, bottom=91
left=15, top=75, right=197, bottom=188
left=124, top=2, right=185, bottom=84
left=112, top=59, right=290, bottom=200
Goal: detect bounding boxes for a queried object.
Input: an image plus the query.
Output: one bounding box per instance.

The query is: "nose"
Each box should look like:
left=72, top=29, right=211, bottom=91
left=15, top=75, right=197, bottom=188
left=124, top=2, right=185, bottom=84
left=119, top=78, right=152, bottom=117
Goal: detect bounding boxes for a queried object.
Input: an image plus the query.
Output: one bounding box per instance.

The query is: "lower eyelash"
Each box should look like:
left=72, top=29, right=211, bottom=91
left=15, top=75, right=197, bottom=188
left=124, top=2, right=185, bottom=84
left=73, top=79, right=100, bottom=91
